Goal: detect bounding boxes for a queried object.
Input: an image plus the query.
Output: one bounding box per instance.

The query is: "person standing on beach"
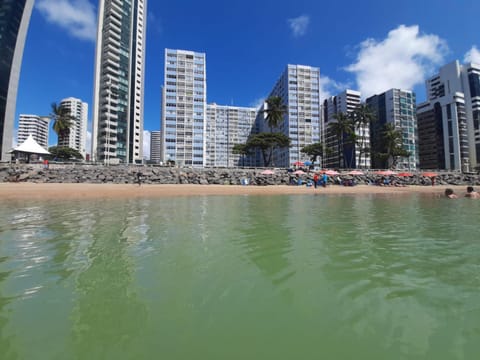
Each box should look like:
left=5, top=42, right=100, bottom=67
left=136, top=171, right=143, bottom=186
left=313, top=173, right=319, bottom=189
left=322, top=173, right=328, bottom=187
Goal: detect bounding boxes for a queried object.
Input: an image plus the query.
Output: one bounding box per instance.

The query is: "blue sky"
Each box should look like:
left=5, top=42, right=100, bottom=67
left=15, top=0, right=480, bottom=153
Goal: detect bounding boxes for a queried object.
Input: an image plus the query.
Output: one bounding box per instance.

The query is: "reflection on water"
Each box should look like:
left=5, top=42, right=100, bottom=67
left=0, top=195, right=479, bottom=359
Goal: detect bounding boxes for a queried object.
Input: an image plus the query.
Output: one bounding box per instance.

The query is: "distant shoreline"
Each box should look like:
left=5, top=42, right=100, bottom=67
left=0, top=183, right=468, bottom=201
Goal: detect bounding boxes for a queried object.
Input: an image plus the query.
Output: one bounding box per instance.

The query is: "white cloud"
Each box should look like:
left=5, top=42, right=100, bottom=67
left=143, top=130, right=151, bottom=160
left=319, top=76, right=351, bottom=101
left=464, top=46, right=480, bottom=64
left=37, top=0, right=97, bottom=42
left=345, top=25, right=448, bottom=98
left=148, top=12, right=163, bottom=35
left=287, top=15, right=310, bottom=37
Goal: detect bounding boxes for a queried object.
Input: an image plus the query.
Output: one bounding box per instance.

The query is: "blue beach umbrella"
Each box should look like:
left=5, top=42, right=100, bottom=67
left=304, top=161, right=312, bottom=166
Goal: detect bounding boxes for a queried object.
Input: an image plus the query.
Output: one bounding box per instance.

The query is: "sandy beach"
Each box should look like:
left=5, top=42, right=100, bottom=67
left=0, top=183, right=466, bottom=200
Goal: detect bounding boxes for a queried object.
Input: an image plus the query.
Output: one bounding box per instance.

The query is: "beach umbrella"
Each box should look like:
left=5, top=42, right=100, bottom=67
left=304, top=160, right=313, bottom=166
left=293, top=161, right=304, bottom=166
left=293, top=170, right=306, bottom=175
left=375, top=170, right=397, bottom=176
left=347, top=170, right=364, bottom=176
left=260, top=169, right=275, bottom=175
left=324, top=170, right=340, bottom=176
left=397, top=172, right=413, bottom=177
left=422, top=172, right=438, bottom=177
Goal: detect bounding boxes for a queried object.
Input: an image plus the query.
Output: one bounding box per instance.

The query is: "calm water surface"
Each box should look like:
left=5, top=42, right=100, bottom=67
left=0, top=194, right=479, bottom=359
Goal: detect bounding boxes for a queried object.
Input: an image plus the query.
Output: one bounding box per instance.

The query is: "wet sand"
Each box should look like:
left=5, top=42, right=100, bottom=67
left=0, top=183, right=466, bottom=200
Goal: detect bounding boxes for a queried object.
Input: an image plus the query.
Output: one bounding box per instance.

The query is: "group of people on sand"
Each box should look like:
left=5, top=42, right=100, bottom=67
left=445, top=186, right=480, bottom=199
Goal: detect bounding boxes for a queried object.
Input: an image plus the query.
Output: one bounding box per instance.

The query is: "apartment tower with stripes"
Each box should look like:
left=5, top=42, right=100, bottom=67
left=92, top=0, right=147, bottom=164
left=323, top=90, right=371, bottom=169
left=58, top=97, right=88, bottom=158
left=417, top=60, right=480, bottom=171
left=261, top=64, right=322, bottom=167
left=161, top=49, right=207, bottom=167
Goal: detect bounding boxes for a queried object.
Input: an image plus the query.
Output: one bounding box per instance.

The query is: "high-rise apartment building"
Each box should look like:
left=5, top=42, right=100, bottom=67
left=92, top=0, right=146, bottom=164
left=0, top=0, right=34, bottom=161
left=366, top=89, right=419, bottom=170
left=17, top=114, right=49, bottom=149
left=206, top=104, right=257, bottom=167
left=261, top=64, right=321, bottom=167
left=150, top=130, right=161, bottom=164
left=58, top=97, right=88, bottom=158
left=323, top=90, right=370, bottom=169
left=161, top=49, right=207, bottom=167
left=417, top=60, right=480, bottom=171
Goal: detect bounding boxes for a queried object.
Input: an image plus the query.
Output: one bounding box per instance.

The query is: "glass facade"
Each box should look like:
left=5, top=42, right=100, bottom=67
left=93, top=0, right=145, bottom=164
left=468, top=72, right=480, bottom=98
left=0, top=0, right=31, bottom=160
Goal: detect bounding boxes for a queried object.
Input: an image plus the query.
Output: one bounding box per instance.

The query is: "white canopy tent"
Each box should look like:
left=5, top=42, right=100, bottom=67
left=11, top=134, right=50, bottom=162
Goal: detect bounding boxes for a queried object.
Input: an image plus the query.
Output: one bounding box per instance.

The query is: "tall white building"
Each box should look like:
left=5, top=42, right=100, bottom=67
left=323, top=90, right=370, bottom=169
left=92, top=0, right=146, bottom=164
left=18, top=114, right=49, bottom=149
left=366, top=89, right=419, bottom=170
left=161, top=49, right=207, bottom=167
left=150, top=130, right=161, bottom=163
left=261, top=64, right=321, bottom=167
left=417, top=60, right=480, bottom=171
left=206, top=104, right=257, bottom=167
left=59, top=97, right=88, bottom=158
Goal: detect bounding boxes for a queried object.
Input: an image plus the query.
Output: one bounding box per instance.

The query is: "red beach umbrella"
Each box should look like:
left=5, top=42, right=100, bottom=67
left=397, top=172, right=413, bottom=177
left=260, top=169, right=275, bottom=175
left=293, top=170, right=306, bottom=175
left=324, top=170, right=340, bottom=176
left=422, top=172, right=438, bottom=177
left=293, top=161, right=304, bottom=166
left=347, top=170, right=364, bottom=176
left=375, top=170, right=397, bottom=176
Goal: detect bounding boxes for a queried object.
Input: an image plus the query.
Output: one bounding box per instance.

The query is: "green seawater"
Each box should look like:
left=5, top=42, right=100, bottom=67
left=0, top=194, right=479, bottom=360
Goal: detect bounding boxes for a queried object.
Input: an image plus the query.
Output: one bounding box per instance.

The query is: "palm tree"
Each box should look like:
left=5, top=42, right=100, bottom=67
left=232, top=143, right=251, bottom=167
left=246, top=133, right=291, bottom=167
left=50, top=102, right=75, bottom=146
left=262, top=96, right=287, bottom=132
left=328, top=112, right=354, bottom=168
left=381, top=123, right=410, bottom=169
left=301, top=142, right=331, bottom=168
left=351, top=104, right=375, bottom=168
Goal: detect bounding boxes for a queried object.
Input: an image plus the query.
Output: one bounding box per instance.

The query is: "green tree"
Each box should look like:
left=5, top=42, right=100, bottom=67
left=351, top=104, right=375, bottom=168
left=377, top=123, right=410, bottom=169
left=246, top=132, right=291, bottom=167
left=328, top=112, right=354, bottom=168
left=50, top=102, right=75, bottom=146
left=232, top=143, right=251, bottom=167
left=301, top=142, right=331, bottom=166
left=262, top=96, right=287, bottom=132
left=48, top=146, right=83, bottom=160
